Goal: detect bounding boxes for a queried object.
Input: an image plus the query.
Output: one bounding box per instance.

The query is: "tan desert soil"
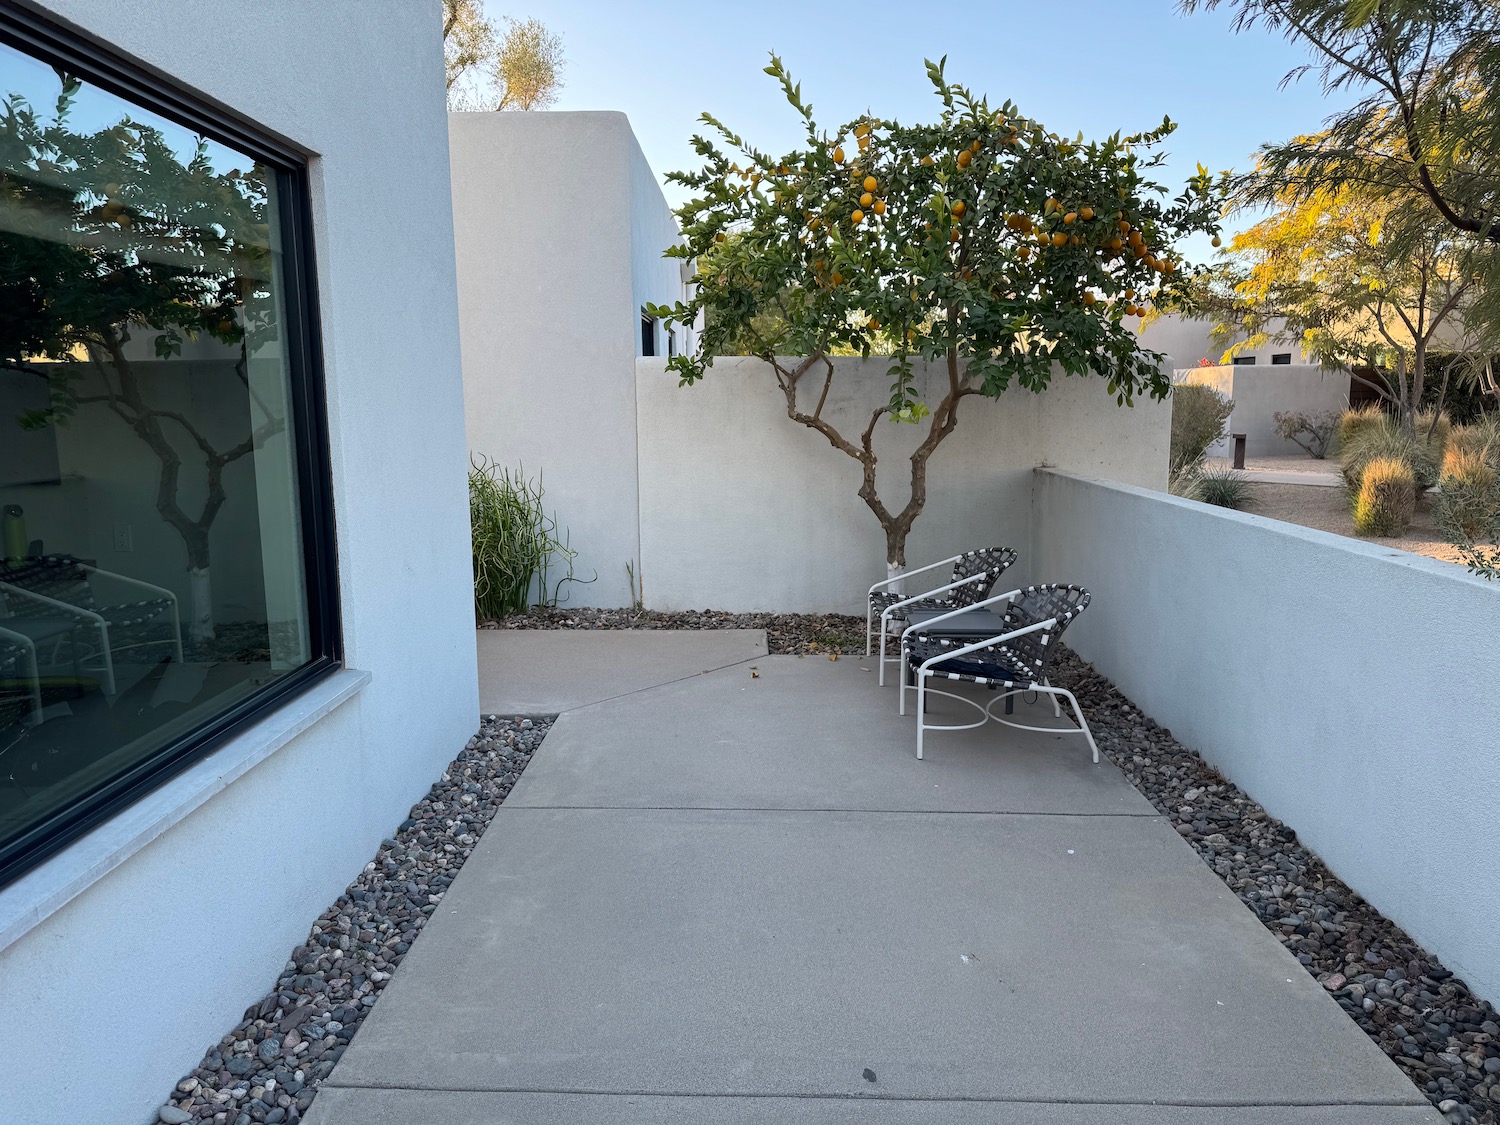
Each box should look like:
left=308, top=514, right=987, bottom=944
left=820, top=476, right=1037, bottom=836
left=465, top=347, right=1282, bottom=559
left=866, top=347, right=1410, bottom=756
left=1243, top=482, right=1468, bottom=567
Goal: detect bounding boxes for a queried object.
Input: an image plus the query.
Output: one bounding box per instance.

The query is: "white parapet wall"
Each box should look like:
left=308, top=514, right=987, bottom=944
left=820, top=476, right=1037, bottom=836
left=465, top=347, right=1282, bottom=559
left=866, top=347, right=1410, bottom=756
left=0, top=3, right=479, bottom=1123
left=636, top=356, right=1170, bottom=613
left=1031, top=468, right=1500, bottom=1004
left=1180, top=364, right=1351, bottom=458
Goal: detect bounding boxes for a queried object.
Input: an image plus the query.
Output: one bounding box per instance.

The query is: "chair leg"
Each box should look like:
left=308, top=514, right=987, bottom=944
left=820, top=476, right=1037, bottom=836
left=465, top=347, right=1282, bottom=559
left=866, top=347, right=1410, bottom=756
left=865, top=603, right=873, bottom=657
left=1045, top=677, right=1061, bottom=717
left=1054, top=687, right=1099, bottom=763
left=899, top=652, right=908, bottom=715
left=878, top=615, right=890, bottom=686
left=915, top=673, right=926, bottom=760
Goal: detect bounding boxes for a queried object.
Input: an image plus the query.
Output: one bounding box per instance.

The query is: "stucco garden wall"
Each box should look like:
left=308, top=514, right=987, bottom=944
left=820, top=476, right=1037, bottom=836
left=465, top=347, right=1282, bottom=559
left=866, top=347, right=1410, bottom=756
left=1031, top=468, right=1500, bottom=1005
left=1181, top=364, right=1351, bottom=457
left=636, top=357, right=1170, bottom=613
left=0, top=3, right=479, bottom=1123
left=452, top=111, right=691, bottom=608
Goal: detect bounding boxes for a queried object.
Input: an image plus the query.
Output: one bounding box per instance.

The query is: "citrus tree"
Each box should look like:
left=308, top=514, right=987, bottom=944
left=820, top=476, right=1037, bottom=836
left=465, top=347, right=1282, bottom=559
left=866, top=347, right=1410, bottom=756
left=647, top=57, right=1226, bottom=578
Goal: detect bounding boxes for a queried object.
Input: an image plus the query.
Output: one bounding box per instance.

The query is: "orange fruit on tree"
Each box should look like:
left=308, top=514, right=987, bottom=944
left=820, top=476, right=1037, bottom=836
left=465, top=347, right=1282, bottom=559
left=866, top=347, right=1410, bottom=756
left=921, top=155, right=935, bottom=166
left=956, top=150, right=973, bottom=168
left=1080, top=206, right=1095, bottom=221
left=852, top=209, right=865, bottom=224
left=971, top=139, right=981, bottom=152
left=833, top=146, right=846, bottom=163
left=1051, top=231, right=1068, bottom=247
left=873, top=199, right=887, bottom=214
left=1017, top=245, right=1031, bottom=260
left=1117, top=219, right=1131, bottom=233
left=1063, top=211, right=1077, bottom=224
left=860, top=192, right=874, bottom=207
left=1211, top=235, right=1222, bottom=247
left=951, top=229, right=961, bottom=242
left=831, top=271, right=843, bottom=285
left=952, top=200, right=967, bottom=217
left=863, top=175, right=877, bottom=192
left=1083, top=291, right=1097, bottom=306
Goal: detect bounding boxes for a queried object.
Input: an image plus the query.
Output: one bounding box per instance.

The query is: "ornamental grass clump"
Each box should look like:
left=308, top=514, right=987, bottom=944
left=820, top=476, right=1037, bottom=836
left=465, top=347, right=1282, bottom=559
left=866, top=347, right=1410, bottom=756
left=468, top=455, right=580, bottom=621
left=1339, top=417, right=1438, bottom=495
left=1337, top=404, right=1386, bottom=452
left=1192, top=468, right=1254, bottom=510
left=1352, top=456, right=1416, bottom=537
left=1437, top=446, right=1498, bottom=541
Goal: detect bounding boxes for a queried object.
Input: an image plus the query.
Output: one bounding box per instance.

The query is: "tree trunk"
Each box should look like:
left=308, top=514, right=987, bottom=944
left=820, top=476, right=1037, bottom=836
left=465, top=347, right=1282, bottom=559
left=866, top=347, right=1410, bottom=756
left=185, top=534, right=215, bottom=642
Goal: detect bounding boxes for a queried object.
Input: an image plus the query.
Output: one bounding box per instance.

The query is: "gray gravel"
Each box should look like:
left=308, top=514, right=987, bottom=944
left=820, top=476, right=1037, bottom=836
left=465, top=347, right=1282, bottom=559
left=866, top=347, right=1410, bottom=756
left=153, top=715, right=550, bottom=1124
left=485, top=606, right=867, bottom=655
left=1049, top=647, right=1498, bottom=1125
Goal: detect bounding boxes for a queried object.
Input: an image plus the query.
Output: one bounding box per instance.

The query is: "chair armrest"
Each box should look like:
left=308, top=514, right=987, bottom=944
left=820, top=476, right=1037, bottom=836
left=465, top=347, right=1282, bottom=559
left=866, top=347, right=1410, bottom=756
left=0, top=622, right=36, bottom=655
left=915, top=617, right=1057, bottom=672
left=75, top=563, right=178, bottom=606
left=0, top=581, right=107, bottom=625
left=866, top=554, right=965, bottom=595
left=899, top=587, right=1022, bottom=640
left=881, top=570, right=992, bottom=618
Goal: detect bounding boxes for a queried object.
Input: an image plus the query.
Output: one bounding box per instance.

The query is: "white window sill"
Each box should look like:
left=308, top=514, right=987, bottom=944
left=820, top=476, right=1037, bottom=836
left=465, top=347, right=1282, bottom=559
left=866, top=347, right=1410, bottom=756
left=0, top=667, right=371, bottom=955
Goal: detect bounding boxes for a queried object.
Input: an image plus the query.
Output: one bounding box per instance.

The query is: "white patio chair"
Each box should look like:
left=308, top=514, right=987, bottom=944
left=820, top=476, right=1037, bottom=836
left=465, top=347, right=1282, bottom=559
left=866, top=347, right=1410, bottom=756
left=867, top=547, right=1017, bottom=682
left=898, top=584, right=1097, bottom=762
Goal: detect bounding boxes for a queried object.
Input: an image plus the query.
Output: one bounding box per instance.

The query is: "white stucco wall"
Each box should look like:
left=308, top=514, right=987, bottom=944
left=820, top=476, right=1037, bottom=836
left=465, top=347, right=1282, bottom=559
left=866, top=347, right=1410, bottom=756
left=0, top=4, right=478, bottom=1124
left=1182, top=364, right=1351, bottom=457
left=1140, top=312, right=1313, bottom=369
left=636, top=357, right=1170, bottom=613
left=452, top=111, right=688, bottom=608
left=1031, top=469, right=1500, bottom=1005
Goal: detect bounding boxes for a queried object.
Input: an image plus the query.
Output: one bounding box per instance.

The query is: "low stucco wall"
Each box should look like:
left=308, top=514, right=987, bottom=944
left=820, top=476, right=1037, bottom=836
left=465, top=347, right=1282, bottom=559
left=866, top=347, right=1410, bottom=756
left=636, top=357, right=1170, bottom=613
left=1181, top=364, right=1350, bottom=458
left=1031, top=468, right=1500, bottom=1004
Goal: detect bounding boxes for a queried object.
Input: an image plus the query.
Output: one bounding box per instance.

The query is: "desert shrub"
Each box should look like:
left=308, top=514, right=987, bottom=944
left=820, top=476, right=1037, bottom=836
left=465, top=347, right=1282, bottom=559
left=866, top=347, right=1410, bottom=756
left=1272, top=409, right=1339, bottom=458
left=1437, top=447, right=1499, bottom=540
left=1339, top=419, right=1439, bottom=494
left=469, top=455, right=582, bottom=620
left=1352, top=456, right=1416, bottom=536
left=1170, top=383, right=1234, bottom=482
left=1192, top=469, right=1254, bottom=510
left=1337, top=404, right=1387, bottom=451
left=1448, top=414, right=1500, bottom=465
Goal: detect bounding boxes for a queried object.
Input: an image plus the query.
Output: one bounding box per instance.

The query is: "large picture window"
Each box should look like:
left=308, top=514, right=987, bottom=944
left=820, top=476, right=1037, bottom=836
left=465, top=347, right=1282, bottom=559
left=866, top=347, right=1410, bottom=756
left=0, top=14, right=338, bottom=883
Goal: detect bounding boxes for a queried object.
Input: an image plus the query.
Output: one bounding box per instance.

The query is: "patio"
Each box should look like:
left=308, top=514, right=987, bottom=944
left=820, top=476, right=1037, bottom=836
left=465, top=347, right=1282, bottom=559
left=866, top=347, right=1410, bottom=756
left=304, top=630, right=1436, bottom=1124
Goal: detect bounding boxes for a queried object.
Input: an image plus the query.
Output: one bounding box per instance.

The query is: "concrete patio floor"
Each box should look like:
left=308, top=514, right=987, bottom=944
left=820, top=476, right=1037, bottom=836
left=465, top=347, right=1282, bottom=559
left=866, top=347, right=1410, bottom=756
left=308, top=631, right=1437, bottom=1124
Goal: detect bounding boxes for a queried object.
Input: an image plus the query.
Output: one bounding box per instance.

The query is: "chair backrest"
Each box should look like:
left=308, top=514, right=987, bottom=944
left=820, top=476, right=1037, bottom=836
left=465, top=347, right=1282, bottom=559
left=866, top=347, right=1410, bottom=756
left=948, top=547, right=1018, bottom=608
left=0, top=555, right=95, bottom=617
left=996, top=584, right=1090, bottom=679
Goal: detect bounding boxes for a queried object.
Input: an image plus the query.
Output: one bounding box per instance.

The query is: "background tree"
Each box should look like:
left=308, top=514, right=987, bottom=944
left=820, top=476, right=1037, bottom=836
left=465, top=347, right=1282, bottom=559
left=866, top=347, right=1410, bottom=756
left=443, top=1, right=564, bottom=112
left=1183, top=0, right=1500, bottom=319
left=648, top=57, right=1225, bottom=579
left=0, top=77, right=281, bottom=640
left=1185, top=175, right=1476, bottom=434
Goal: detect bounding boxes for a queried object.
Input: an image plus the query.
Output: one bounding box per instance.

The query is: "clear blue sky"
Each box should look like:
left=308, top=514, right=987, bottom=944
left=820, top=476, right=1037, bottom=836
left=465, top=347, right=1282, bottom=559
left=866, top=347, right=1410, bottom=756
left=489, top=0, right=1355, bottom=263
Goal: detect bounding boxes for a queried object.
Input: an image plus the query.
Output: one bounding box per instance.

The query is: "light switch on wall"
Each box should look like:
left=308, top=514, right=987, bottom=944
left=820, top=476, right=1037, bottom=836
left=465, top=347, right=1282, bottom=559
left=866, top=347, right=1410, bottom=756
left=112, top=523, right=133, bottom=552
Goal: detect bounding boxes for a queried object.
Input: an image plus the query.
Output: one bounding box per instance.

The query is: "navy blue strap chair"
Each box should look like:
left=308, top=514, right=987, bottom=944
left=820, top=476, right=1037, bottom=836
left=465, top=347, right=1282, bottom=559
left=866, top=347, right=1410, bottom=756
left=898, top=584, right=1097, bottom=761
left=867, top=547, right=1018, bottom=684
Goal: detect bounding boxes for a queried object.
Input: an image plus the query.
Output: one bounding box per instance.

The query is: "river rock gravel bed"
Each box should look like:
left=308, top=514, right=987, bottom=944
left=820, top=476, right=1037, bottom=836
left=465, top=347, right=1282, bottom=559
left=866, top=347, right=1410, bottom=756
left=1049, top=647, right=1498, bottom=1125
left=152, top=715, right=550, bottom=1125
left=484, top=606, right=869, bottom=654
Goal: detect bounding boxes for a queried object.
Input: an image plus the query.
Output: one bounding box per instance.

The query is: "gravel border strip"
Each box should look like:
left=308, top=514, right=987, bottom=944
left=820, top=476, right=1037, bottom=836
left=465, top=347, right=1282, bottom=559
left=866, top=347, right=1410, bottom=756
left=152, top=715, right=550, bottom=1125
left=494, top=610, right=1497, bottom=1124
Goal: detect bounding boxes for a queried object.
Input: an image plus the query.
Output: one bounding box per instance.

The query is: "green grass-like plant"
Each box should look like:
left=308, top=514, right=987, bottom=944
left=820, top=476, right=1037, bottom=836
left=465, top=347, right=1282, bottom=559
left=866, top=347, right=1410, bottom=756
left=469, top=456, right=582, bottom=621
left=1352, top=456, right=1416, bottom=537
left=1437, top=446, right=1498, bottom=541
left=1337, top=404, right=1387, bottom=452
left=1339, top=415, right=1439, bottom=495
left=1192, top=469, right=1254, bottom=510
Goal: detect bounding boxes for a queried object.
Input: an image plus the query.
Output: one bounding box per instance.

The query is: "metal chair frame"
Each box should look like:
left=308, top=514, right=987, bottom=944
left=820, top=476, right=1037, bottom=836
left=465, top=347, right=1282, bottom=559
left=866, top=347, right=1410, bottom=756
left=895, top=587, right=1098, bottom=762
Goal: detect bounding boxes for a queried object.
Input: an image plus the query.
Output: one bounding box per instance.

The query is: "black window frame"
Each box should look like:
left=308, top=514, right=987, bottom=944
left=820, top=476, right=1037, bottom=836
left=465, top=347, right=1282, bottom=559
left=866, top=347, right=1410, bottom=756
left=1270, top=352, right=1293, bottom=365
left=1231, top=356, right=1258, bottom=366
left=0, top=4, right=342, bottom=887
left=640, top=312, right=657, bottom=357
